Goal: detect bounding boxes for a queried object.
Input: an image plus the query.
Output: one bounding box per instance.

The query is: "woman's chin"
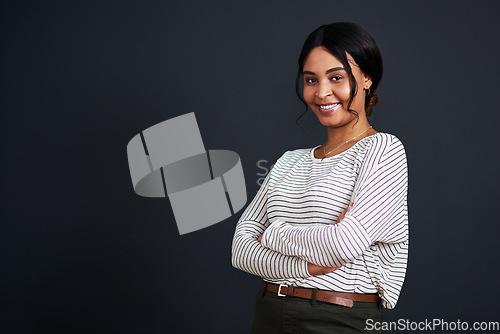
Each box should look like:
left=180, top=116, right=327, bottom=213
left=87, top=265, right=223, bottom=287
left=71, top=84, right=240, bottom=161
left=315, top=113, right=358, bottom=128
left=316, top=117, right=345, bottom=128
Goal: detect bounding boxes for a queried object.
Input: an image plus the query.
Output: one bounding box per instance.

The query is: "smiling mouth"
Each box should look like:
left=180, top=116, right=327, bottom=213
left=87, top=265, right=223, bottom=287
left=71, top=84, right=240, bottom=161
left=317, top=103, right=341, bottom=111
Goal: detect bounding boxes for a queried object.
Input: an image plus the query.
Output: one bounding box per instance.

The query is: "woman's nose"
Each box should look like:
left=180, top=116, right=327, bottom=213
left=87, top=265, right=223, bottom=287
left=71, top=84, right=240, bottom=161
left=315, top=83, right=333, bottom=99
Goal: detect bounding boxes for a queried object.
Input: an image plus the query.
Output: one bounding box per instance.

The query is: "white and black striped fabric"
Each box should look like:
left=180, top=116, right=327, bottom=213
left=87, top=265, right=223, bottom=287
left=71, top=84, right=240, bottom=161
left=232, top=132, right=408, bottom=309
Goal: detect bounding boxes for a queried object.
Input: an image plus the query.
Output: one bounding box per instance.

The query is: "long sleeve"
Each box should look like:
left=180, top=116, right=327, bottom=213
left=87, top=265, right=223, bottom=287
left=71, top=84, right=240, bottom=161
left=260, top=136, right=408, bottom=268
left=231, top=168, right=311, bottom=280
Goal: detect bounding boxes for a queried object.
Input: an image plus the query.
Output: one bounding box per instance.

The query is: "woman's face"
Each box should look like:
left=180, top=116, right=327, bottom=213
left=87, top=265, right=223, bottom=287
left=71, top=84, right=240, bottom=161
left=302, top=46, right=372, bottom=128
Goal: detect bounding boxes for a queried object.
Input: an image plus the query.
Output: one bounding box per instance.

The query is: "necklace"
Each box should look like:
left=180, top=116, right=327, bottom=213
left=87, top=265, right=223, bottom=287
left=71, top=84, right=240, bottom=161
left=321, top=126, right=373, bottom=161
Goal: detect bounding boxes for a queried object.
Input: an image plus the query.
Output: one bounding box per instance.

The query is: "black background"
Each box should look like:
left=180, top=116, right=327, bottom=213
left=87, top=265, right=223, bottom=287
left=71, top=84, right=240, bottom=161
left=1, top=1, right=499, bottom=333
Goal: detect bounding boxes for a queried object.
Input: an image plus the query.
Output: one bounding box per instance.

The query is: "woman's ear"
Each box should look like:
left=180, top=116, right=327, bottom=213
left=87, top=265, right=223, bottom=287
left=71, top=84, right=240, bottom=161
left=363, top=73, right=373, bottom=90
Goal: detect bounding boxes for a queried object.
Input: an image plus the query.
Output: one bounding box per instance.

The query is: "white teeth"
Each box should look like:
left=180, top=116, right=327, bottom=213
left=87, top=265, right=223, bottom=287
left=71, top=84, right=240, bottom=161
left=319, top=103, right=340, bottom=110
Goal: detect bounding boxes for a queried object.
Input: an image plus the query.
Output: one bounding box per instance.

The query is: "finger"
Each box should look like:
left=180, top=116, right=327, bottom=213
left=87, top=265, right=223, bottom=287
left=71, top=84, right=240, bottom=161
left=337, top=203, right=353, bottom=223
left=337, top=210, right=347, bottom=223
left=341, top=203, right=352, bottom=216
left=327, top=265, right=342, bottom=272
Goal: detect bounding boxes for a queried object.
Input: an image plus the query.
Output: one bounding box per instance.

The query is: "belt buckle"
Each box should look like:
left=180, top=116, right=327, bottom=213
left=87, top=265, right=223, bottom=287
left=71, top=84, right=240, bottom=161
left=277, top=284, right=288, bottom=297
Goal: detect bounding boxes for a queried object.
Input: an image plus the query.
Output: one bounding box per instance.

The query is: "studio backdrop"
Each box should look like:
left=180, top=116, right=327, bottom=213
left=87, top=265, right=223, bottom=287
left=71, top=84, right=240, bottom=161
left=1, top=1, right=499, bottom=333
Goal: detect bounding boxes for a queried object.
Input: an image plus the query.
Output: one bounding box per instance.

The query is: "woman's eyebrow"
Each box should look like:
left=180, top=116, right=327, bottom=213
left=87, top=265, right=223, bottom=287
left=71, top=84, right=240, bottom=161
left=303, top=67, right=346, bottom=75
left=326, top=67, right=345, bottom=74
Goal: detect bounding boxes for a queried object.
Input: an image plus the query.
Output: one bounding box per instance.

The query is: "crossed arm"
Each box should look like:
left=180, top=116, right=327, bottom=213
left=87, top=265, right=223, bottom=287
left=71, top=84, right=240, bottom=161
left=232, top=137, right=408, bottom=280
left=256, top=204, right=352, bottom=275
left=231, top=172, right=350, bottom=280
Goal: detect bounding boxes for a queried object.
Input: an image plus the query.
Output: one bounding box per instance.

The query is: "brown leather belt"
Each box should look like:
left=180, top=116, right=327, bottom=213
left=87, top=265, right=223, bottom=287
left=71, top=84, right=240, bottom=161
left=262, top=282, right=379, bottom=308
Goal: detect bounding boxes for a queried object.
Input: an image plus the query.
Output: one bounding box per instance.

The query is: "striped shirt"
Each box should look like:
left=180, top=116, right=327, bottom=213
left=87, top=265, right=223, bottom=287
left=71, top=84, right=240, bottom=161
left=231, top=132, right=408, bottom=309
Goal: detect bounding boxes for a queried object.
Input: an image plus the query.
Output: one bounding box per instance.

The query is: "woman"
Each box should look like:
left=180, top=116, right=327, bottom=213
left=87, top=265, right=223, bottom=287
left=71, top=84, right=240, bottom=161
left=232, top=22, right=408, bottom=334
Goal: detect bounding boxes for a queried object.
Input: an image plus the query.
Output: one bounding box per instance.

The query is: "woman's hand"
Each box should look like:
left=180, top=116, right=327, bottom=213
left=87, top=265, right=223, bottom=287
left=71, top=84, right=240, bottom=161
left=307, top=262, right=342, bottom=275
left=336, top=202, right=353, bottom=224
left=257, top=205, right=352, bottom=276
left=302, top=203, right=354, bottom=275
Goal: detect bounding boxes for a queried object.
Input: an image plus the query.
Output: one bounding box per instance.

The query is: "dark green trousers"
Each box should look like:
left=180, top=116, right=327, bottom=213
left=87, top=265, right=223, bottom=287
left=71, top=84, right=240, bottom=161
left=250, top=288, right=383, bottom=334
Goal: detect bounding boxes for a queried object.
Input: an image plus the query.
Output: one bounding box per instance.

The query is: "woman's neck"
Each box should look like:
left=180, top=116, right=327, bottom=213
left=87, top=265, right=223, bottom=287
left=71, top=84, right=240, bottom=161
left=324, top=118, right=373, bottom=147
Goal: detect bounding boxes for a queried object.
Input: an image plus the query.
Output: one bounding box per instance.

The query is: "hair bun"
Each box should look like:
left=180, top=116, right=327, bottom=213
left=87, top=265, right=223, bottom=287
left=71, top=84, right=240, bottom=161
left=365, top=90, right=379, bottom=117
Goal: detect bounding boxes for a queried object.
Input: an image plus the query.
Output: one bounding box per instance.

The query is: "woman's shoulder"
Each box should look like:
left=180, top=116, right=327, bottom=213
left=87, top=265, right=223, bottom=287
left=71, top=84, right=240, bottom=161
left=347, top=132, right=406, bottom=171
left=361, top=132, right=406, bottom=155
left=368, top=131, right=403, bottom=144
left=356, top=132, right=407, bottom=173
left=276, top=147, right=311, bottom=163
left=263, top=148, right=311, bottom=187
left=287, top=147, right=313, bottom=157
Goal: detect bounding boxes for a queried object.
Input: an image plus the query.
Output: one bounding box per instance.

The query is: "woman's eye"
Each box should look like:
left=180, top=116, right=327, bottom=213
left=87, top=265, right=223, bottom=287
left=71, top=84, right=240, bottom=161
left=305, top=78, right=317, bottom=84
left=331, top=75, right=342, bottom=81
